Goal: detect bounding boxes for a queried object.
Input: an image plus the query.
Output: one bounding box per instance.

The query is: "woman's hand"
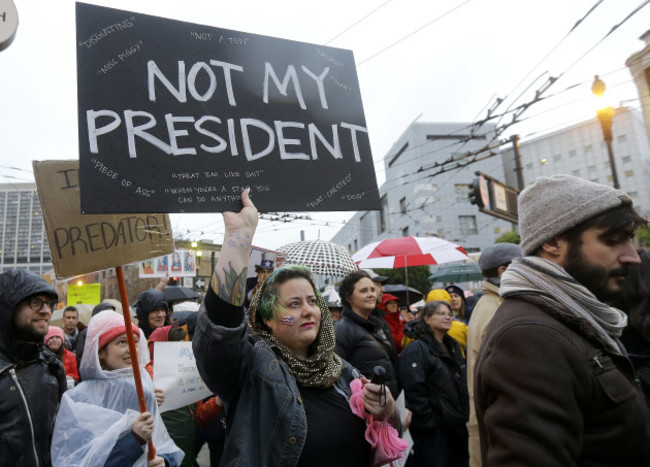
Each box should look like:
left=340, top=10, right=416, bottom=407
left=154, top=388, right=166, bottom=406
left=223, top=188, right=258, bottom=237
left=360, top=375, right=397, bottom=421
left=148, top=456, right=166, bottom=467
left=132, top=412, right=155, bottom=440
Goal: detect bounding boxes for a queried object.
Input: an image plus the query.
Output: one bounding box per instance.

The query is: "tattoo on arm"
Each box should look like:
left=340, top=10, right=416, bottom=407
left=211, top=262, right=249, bottom=306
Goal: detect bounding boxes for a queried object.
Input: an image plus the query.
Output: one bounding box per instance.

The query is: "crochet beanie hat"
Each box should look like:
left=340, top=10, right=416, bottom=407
left=518, top=174, right=632, bottom=255
left=98, top=324, right=141, bottom=350
left=426, top=289, right=451, bottom=303
left=44, top=326, right=65, bottom=344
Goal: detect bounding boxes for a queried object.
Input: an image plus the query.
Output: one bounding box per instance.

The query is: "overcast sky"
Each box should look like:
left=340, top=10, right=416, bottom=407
left=1, top=0, right=648, bottom=250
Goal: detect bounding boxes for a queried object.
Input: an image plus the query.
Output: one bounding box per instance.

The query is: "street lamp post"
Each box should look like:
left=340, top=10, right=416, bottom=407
left=591, top=75, right=620, bottom=189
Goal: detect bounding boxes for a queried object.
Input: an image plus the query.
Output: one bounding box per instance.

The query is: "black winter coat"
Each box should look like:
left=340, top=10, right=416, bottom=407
left=0, top=269, right=66, bottom=467
left=399, top=331, right=468, bottom=436
left=334, top=308, right=400, bottom=397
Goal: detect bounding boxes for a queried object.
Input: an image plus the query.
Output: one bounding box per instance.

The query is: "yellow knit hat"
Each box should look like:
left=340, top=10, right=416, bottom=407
left=426, top=289, right=451, bottom=303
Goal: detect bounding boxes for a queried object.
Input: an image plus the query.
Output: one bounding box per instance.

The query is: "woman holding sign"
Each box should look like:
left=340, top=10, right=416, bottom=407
left=51, top=310, right=183, bottom=467
left=193, top=189, right=405, bottom=466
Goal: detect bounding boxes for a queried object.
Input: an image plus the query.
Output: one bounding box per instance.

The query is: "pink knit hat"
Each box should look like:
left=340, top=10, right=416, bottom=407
left=44, top=326, right=65, bottom=344
left=98, top=324, right=141, bottom=351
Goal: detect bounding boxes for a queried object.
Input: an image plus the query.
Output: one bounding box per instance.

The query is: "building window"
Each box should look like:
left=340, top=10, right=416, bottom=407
left=399, top=197, right=407, bottom=214
left=588, top=165, right=596, bottom=172
left=622, top=155, right=632, bottom=163
left=618, top=134, right=627, bottom=143
left=402, top=226, right=409, bottom=237
left=458, top=215, right=478, bottom=236
left=625, top=170, right=634, bottom=177
left=540, top=158, right=548, bottom=165
left=572, top=169, right=581, bottom=176
left=435, top=215, right=442, bottom=223
left=525, top=163, right=533, bottom=170
left=569, top=150, right=577, bottom=157
left=553, top=154, right=562, bottom=161
left=353, top=239, right=358, bottom=251
left=584, top=145, right=593, bottom=154
left=454, top=184, right=470, bottom=202
left=378, top=195, right=388, bottom=234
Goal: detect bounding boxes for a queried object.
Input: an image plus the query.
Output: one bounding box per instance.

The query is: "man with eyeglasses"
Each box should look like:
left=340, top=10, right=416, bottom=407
left=0, top=268, right=67, bottom=467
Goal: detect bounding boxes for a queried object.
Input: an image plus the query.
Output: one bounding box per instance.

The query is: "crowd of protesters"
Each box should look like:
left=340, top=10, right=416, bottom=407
left=1, top=174, right=650, bottom=466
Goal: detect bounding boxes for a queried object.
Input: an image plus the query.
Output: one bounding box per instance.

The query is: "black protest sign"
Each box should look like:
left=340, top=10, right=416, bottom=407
left=76, top=3, right=380, bottom=214
left=33, top=160, right=174, bottom=279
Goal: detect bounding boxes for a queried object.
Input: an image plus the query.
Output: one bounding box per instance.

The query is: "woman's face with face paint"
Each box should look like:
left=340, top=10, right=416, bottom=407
left=264, top=278, right=321, bottom=360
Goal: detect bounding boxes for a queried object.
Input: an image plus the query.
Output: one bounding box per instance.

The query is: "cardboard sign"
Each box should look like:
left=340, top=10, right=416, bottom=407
left=67, top=283, right=101, bottom=305
left=153, top=341, right=212, bottom=413
left=76, top=3, right=380, bottom=214
left=139, top=250, right=197, bottom=278
left=33, top=160, right=174, bottom=279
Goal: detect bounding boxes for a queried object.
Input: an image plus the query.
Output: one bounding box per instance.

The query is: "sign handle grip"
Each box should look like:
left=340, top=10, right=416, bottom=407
left=116, top=266, right=157, bottom=460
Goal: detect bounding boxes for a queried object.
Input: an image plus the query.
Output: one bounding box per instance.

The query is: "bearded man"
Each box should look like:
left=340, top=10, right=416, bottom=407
left=0, top=269, right=67, bottom=466
left=475, top=175, right=650, bottom=466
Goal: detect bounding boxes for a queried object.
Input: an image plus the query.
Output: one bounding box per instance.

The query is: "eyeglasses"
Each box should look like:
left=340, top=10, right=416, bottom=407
left=26, top=298, right=59, bottom=312
left=433, top=310, right=454, bottom=317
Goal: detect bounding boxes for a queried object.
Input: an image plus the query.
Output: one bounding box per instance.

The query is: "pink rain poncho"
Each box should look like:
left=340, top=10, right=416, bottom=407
left=51, top=310, right=183, bottom=466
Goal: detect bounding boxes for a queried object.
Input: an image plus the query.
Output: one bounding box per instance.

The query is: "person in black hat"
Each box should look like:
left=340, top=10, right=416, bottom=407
left=445, top=284, right=469, bottom=324
left=245, top=256, right=275, bottom=306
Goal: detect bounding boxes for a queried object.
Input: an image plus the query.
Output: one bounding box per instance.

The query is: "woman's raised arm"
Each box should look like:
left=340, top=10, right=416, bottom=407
left=210, top=188, right=258, bottom=306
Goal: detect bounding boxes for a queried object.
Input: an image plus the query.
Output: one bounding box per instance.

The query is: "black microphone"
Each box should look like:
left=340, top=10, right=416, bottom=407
left=370, top=365, right=386, bottom=386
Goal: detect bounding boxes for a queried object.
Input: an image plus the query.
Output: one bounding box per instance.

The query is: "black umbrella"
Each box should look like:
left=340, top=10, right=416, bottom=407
left=163, top=285, right=200, bottom=302
left=382, top=284, right=423, bottom=306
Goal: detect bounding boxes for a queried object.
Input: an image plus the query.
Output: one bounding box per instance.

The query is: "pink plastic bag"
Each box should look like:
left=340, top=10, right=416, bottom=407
left=349, top=378, right=409, bottom=467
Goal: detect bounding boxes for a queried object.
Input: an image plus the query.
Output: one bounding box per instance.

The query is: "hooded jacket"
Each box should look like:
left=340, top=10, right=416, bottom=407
left=134, top=289, right=170, bottom=338
left=0, top=269, right=66, bottom=467
left=51, top=310, right=183, bottom=467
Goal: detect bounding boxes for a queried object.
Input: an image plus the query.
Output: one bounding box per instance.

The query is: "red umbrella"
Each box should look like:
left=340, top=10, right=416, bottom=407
left=352, top=237, right=470, bottom=303
left=352, top=236, right=470, bottom=269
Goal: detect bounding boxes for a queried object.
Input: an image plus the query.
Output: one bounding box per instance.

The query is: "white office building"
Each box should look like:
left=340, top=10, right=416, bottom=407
left=331, top=122, right=515, bottom=254
left=0, top=183, right=52, bottom=274
left=501, top=106, right=650, bottom=217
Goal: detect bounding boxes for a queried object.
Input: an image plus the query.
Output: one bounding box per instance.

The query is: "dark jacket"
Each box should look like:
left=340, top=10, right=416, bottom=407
left=193, top=296, right=361, bottom=467
left=134, top=289, right=170, bottom=338
left=399, top=331, right=468, bottom=435
left=0, top=269, right=66, bottom=467
left=334, top=308, right=400, bottom=398
left=475, top=298, right=650, bottom=467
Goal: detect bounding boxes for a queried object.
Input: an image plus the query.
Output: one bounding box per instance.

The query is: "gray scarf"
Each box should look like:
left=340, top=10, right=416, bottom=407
left=500, top=257, right=627, bottom=355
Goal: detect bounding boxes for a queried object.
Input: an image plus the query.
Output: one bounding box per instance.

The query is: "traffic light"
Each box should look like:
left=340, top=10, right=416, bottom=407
left=168, top=276, right=179, bottom=286
left=468, top=177, right=485, bottom=208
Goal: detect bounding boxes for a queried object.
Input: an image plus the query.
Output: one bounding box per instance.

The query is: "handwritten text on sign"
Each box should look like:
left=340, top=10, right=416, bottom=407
left=76, top=3, right=380, bottom=213
left=33, top=160, right=174, bottom=279
left=153, top=341, right=212, bottom=413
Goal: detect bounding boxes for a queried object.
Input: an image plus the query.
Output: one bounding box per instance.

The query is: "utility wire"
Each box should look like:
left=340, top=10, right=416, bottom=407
left=325, top=0, right=394, bottom=45
left=356, top=0, right=475, bottom=66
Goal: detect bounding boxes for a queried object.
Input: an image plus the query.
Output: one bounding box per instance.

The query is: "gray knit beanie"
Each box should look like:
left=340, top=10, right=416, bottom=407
left=518, top=174, right=632, bottom=255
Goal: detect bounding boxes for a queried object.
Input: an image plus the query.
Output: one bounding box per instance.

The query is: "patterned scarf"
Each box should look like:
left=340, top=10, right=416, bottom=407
left=247, top=282, right=343, bottom=388
left=500, top=257, right=628, bottom=355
